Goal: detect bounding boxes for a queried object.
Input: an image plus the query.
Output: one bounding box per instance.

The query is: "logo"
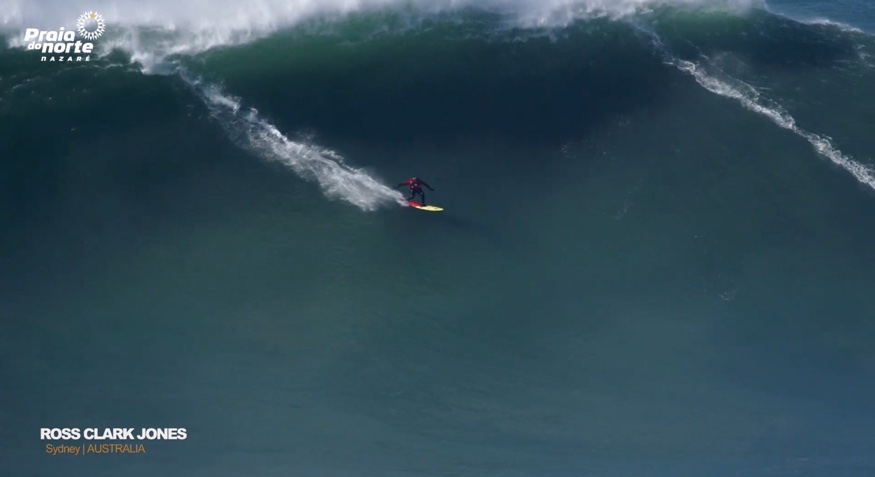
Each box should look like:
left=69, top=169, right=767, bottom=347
left=76, top=11, right=106, bottom=41
left=23, top=10, right=107, bottom=62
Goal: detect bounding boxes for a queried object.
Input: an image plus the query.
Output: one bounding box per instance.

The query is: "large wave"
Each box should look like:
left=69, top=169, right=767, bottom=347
left=3, top=0, right=762, bottom=66
left=4, top=0, right=873, bottom=204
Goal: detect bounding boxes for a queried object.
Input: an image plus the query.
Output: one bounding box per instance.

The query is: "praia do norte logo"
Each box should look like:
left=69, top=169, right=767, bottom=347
left=23, top=11, right=106, bottom=62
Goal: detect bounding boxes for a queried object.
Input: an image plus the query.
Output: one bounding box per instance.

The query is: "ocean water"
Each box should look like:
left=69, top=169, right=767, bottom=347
left=1, top=0, right=874, bottom=476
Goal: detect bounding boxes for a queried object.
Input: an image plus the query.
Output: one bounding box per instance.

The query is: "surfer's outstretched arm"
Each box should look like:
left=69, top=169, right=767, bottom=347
left=420, top=180, right=434, bottom=191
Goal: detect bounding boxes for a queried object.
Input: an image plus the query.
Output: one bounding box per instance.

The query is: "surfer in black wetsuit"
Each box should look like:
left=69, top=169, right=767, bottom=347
left=397, top=177, right=434, bottom=205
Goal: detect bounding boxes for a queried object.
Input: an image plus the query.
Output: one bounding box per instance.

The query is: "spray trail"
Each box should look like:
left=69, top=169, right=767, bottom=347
left=675, top=60, right=875, bottom=191
left=643, top=31, right=875, bottom=192
left=182, top=74, right=407, bottom=211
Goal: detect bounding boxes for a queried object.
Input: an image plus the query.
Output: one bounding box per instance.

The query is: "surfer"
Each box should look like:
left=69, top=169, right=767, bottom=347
left=397, top=177, right=434, bottom=205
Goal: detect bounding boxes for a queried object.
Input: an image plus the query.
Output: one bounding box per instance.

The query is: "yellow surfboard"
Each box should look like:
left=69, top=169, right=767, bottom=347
left=407, top=201, right=443, bottom=212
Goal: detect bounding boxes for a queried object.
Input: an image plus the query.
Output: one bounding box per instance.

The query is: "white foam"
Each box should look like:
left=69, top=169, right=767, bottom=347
left=1, top=0, right=762, bottom=68
left=760, top=5, right=870, bottom=36
left=673, top=58, right=875, bottom=191
left=804, top=18, right=865, bottom=34
left=183, top=74, right=407, bottom=211
left=637, top=28, right=875, bottom=192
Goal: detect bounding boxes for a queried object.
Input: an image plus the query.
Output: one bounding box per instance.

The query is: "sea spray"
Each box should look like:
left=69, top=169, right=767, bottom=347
left=180, top=73, right=407, bottom=211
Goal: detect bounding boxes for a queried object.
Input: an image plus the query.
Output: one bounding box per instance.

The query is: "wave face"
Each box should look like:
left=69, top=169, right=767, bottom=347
left=3, top=2, right=875, bottom=476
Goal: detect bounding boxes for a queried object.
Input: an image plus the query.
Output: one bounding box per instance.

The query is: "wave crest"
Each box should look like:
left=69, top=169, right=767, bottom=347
left=2, top=0, right=762, bottom=68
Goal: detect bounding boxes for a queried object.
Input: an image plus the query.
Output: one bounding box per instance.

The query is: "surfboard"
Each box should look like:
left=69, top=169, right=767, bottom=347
left=407, top=201, right=443, bottom=212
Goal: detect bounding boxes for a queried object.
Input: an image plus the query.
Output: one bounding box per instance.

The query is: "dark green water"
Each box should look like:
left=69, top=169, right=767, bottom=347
left=1, top=4, right=874, bottom=476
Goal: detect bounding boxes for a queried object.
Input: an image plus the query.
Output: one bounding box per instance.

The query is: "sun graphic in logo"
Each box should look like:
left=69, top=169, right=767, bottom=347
left=76, top=11, right=106, bottom=41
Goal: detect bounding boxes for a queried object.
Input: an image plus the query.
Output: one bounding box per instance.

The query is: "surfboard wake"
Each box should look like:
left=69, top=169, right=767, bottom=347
left=180, top=73, right=407, bottom=211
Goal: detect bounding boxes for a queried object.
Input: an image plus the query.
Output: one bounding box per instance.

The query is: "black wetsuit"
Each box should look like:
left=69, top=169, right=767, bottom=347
left=397, top=177, right=434, bottom=205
